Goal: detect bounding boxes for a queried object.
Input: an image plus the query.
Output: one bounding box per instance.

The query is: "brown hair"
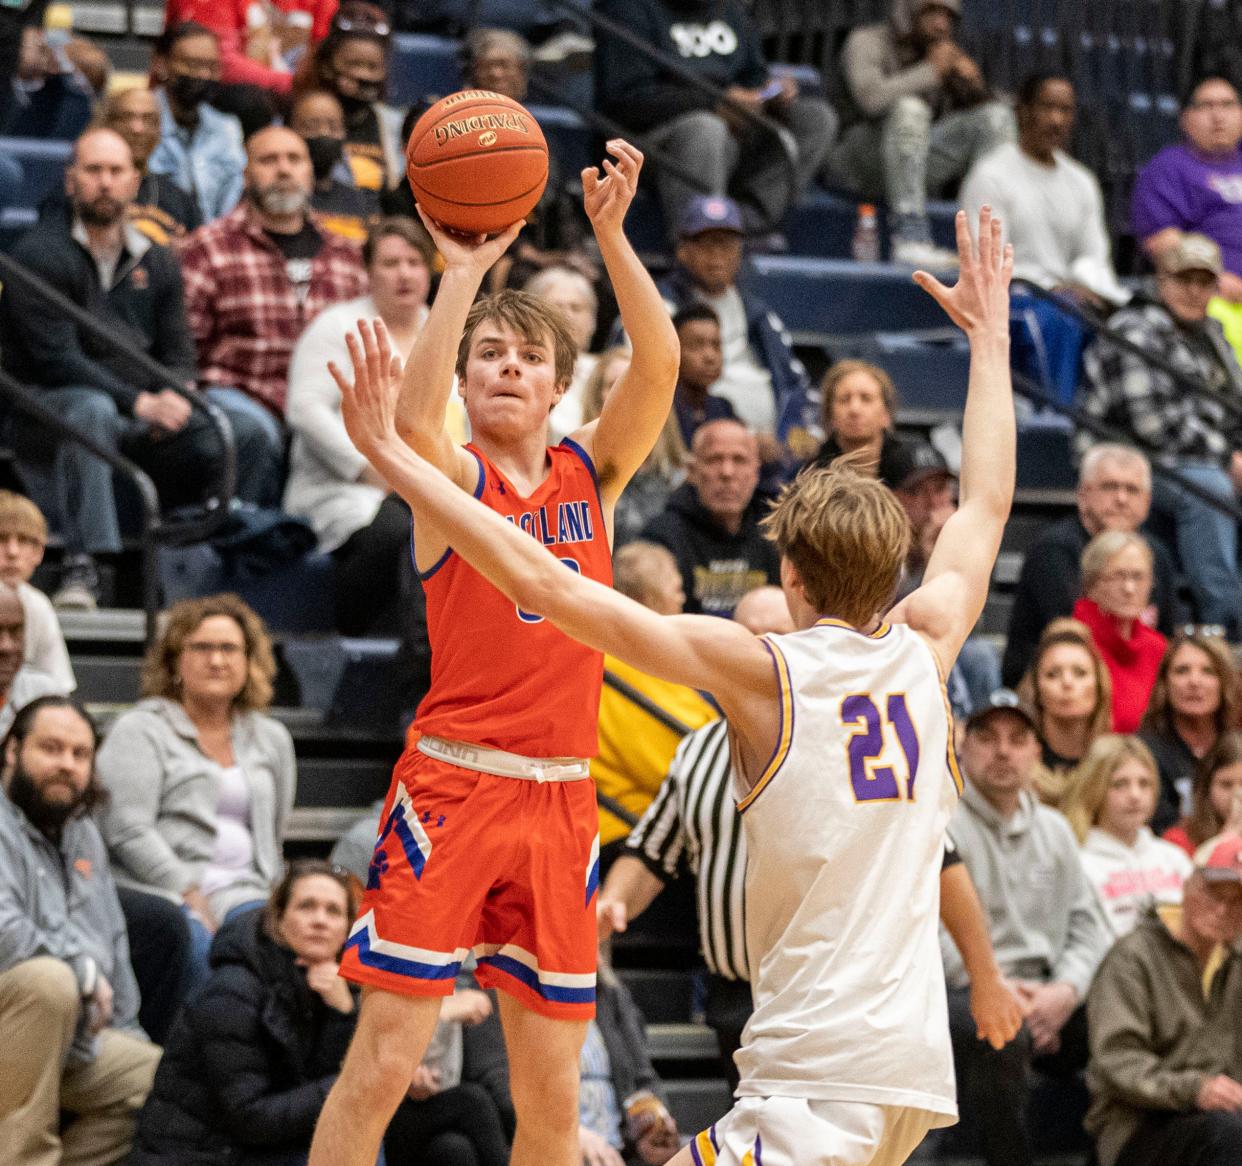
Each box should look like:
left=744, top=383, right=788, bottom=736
left=455, top=288, right=578, bottom=391
left=0, top=490, right=47, bottom=545
left=141, top=594, right=277, bottom=712
left=1062, top=734, right=1159, bottom=843
left=819, top=360, right=897, bottom=434
left=1142, top=633, right=1240, bottom=740
left=1019, top=617, right=1114, bottom=744
left=1184, top=730, right=1242, bottom=847
left=581, top=347, right=687, bottom=479
left=362, top=215, right=436, bottom=271
left=262, top=859, right=359, bottom=949
left=761, top=462, right=910, bottom=626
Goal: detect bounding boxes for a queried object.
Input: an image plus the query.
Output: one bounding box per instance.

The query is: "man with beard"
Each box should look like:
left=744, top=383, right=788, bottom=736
left=181, top=124, right=368, bottom=505
left=0, top=128, right=237, bottom=609
left=147, top=22, right=247, bottom=224
left=0, top=693, right=161, bottom=1163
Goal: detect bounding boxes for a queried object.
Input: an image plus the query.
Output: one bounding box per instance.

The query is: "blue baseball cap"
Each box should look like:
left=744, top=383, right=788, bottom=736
left=678, top=196, right=744, bottom=239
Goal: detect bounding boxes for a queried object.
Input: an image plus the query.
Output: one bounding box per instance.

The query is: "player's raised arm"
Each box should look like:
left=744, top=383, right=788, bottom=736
left=890, top=207, right=1015, bottom=674
left=391, top=212, right=523, bottom=487
left=572, top=141, right=680, bottom=503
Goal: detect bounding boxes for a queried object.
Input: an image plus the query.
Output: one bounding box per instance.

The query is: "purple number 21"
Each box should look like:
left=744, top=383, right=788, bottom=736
left=840, top=694, right=921, bottom=803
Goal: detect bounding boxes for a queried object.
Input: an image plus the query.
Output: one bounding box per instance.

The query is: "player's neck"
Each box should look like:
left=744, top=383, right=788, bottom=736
left=474, top=427, right=554, bottom=496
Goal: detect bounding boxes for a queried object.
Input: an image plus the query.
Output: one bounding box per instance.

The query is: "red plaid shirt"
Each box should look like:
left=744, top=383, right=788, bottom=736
left=180, top=202, right=367, bottom=416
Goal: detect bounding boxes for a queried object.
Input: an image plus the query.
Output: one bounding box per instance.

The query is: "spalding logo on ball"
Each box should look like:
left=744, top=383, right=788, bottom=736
left=405, top=90, right=549, bottom=236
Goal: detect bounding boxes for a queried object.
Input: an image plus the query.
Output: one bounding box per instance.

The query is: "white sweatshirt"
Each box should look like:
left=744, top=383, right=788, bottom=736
left=1080, top=826, right=1194, bottom=938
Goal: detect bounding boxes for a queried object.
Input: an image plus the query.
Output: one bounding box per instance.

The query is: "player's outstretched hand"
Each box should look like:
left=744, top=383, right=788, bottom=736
left=913, top=206, right=1013, bottom=339
left=415, top=205, right=524, bottom=275
left=969, top=973, right=1026, bottom=1051
left=583, top=139, right=643, bottom=235
left=330, top=318, right=404, bottom=460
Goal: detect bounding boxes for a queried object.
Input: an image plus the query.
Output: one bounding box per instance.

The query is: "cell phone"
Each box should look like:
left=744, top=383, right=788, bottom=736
left=758, top=77, right=785, bottom=103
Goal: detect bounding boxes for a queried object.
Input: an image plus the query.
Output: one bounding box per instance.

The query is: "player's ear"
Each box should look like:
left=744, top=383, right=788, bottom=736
left=779, top=557, right=809, bottom=612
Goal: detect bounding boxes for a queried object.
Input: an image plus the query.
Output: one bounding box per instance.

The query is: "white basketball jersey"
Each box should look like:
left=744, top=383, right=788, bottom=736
left=732, top=619, right=961, bottom=1124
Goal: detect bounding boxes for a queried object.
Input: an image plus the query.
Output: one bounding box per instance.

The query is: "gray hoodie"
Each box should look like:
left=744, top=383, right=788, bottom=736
left=839, top=0, right=964, bottom=122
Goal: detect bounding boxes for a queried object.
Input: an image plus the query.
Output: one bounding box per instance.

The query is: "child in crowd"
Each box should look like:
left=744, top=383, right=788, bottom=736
left=0, top=490, right=74, bottom=690
left=1065, top=735, right=1193, bottom=937
left=671, top=303, right=734, bottom=447
left=1191, top=733, right=1242, bottom=865
left=1164, top=732, right=1242, bottom=858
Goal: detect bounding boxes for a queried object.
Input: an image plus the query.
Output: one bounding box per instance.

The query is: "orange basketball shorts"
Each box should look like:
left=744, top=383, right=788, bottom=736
left=339, top=744, right=601, bottom=1020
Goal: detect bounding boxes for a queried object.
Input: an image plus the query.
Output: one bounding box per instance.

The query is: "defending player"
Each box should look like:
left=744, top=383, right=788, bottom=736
left=333, top=206, right=1015, bottom=1166
left=308, top=139, right=678, bottom=1166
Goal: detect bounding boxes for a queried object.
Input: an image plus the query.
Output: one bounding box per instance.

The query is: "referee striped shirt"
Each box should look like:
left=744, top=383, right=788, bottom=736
left=624, top=719, right=749, bottom=982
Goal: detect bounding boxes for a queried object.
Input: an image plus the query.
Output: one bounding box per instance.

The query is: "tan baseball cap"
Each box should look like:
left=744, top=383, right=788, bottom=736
left=1159, top=233, right=1224, bottom=277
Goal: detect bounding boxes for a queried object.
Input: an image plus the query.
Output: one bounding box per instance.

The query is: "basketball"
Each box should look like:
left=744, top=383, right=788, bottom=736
left=405, top=90, right=549, bottom=236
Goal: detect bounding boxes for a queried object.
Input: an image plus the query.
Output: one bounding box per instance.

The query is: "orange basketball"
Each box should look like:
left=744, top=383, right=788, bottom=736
left=405, top=90, right=549, bottom=236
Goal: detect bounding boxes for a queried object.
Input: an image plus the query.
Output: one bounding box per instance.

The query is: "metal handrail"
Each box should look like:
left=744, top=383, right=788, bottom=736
left=0, top=369, right=164, bottom=645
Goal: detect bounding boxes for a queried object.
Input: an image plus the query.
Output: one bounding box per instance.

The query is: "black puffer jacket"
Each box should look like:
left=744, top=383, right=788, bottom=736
left=128, top=911, right=357, bottom=1166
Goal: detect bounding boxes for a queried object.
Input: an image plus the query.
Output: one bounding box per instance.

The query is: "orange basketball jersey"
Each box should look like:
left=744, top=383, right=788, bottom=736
left=413, top=438, right=613, bottom=758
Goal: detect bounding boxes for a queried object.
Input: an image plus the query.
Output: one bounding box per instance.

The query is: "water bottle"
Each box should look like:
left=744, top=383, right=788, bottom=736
left=852, top=203, right=880, bottom=264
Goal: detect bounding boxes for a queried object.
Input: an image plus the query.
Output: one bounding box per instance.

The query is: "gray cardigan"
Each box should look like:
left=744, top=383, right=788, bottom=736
left=96, top=697, right=296, bottom=919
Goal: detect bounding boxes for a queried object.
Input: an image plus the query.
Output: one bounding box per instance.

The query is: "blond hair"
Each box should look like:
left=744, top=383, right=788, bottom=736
left=455, top=289, right=578, bottom=390
left=0, top=491, right=48, bottom=545
left=613, top=541, right=679, bottom=609
left=581, top=347, right=687, bottom=479
left=761, top=463, right=909, bottom=626
left=1062, top=734, right=1159, bottom=843
left=1081, top=530, right=1153, bottom=592
left=819, top=359, right=898, bottom=433
left=142, top=594, right=277, bottom=712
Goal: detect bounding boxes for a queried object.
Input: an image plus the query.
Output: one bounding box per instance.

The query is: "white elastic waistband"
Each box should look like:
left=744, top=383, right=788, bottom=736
left=417, top=735, right=591, bottom=782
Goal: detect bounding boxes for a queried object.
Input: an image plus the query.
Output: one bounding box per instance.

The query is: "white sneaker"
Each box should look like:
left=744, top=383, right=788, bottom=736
left=532, top=30, right=595, bottom=68
left=53, top=556, right=100, bottom=611
left=891, top=238, right=960, bottom=270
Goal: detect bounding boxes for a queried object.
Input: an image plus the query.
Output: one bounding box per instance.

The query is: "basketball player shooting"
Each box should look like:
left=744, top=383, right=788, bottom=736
left=334, top=207, right=1015, bottom=1166
left=307, top=139, right=678, bottom=1166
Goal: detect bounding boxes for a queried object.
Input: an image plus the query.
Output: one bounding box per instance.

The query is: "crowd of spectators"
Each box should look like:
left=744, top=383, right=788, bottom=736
left=2, top=0, right=1242, bottom=1163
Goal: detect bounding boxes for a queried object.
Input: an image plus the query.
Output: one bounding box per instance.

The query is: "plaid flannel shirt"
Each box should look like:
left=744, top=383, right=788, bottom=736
left=179, top=203, right=367, bottom=416
left=1077, top=298, right=1242, bottom=468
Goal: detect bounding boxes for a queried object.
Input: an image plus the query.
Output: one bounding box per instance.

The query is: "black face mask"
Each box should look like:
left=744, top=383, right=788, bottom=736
left=167, top=73, right=218, bottom=111
left=336, top=81, right=383, bottom=111
left=305, top=135, right=344, bottom=181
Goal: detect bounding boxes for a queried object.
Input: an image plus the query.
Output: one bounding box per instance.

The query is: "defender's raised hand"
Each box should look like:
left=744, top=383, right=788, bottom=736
left=329, top=318, right=404, bottom=460
left=914, top=207, right=1013, bottom=337
left=583, top=139, right=643, bottom=234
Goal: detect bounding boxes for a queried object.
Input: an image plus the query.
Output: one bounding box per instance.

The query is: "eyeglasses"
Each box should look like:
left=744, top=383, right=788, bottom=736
left=1098, top=570, right=1150, bottom=587
left=183, top=641, right=246, bottom=658
left=333, top=13, right=390, bottom=35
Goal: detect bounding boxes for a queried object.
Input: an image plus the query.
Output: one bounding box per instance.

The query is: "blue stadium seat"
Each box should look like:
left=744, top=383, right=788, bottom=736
left=387, top=33, right=463, bottom=108
left=786, top=192, right=958, bottom=260
left=1015, top=415, right=1077, bottom=492
left=850, top=333, right=970, bottom=418
left=0, top=138, right=72, bottom=211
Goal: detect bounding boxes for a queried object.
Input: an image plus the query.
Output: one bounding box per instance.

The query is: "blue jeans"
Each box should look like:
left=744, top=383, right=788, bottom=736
left=184, top=899, right=267, bottom=999
left=205, top=386, right=286, bottom=508
left=1151, top=460, right=1241, bottom=635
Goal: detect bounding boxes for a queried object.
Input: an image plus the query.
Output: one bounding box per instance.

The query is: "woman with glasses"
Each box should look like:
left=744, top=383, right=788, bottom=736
left=129, top=861, right=360, bottom=1166
left=1073, top=530, right=1168, bottom=733
left=96, top=594, right=296, bottom=994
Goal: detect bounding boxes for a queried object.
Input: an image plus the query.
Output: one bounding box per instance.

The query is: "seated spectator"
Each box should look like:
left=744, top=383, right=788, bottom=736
left=289, top=88, right=378, bottom=242
left=1132, top=76, right=1242, bottom=308
left=961, top=72, right=1128, bottom=308
left=1065, top=735, right=1195, bottom=938
left=0, top=491, right=74, bottom=690
left=527, top=265, right=600, bottom=440
left=945, top=691, right=1111, bottom=1166
left=1079, top=234, right=1242, bottom=637
left=1003, top=444, right=1181, bottom=687
left=0, top=127, right=232, bottom=610
left=828, top=0, right=1014, bottom=268
left=285, top=216, right=438, bottom=646
left=1165, top=732, right=1242, bottom=858
left=641, top=419, right=780, bottom=617
left=579, top=348, right=688, bottom=546
left=382, top=988, right=511, bottom=1166
left=96, top=594, right=296, bottom=994
left=1192, top=735, right=1242, bottom=864
left=460, top=27, right=592, bottom=292
left=650, top=196, right=816, bottom=458
left=4, top=23, right=98, bottom=139
left=669, top=303, right=735, bottom=447
left=811, top=359, right=909, bottom=485
left=148, top=23, right=246, bottom=224
left=1085, top=838, right=1242, bottom=1166
left=302, top=2, right=404, bottom=193
left=1140, top=633, right=1240, bottom=834
left=97, top=86, right=202, bottom=243
left=180, top=124, right=369, bottom=506
left=0, top=584, right=67, bottom=738
left=592, top=541, right=718, bottom=853
left=595, top=0, right=836, bottom=242
left=128, top=860, right=359, bottom=1165
left=1018, top=618, right=1113, bottom=809
left=163, top=0, right=337, bottom=100
left=1074, top=531, right=1168, bottom=733
left=0, top=695, right=161, bottom=1164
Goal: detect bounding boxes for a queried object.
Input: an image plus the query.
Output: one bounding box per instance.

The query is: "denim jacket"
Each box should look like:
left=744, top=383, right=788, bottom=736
left=148, top=88, right=246, bottom=223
